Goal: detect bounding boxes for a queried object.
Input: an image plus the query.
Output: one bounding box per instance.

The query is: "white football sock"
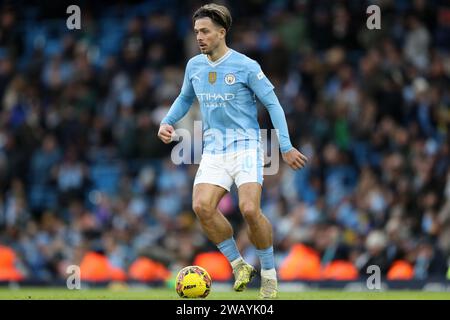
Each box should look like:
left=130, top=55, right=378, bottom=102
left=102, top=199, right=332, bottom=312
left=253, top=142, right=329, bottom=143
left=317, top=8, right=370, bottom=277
left=261, top=268, right=277, bottom=280
left=231, top=257, right=245, bottom=269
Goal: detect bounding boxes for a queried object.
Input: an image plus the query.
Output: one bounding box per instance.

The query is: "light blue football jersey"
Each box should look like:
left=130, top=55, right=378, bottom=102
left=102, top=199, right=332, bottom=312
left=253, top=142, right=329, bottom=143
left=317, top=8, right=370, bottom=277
left=161, top=49, right=292, bottom=154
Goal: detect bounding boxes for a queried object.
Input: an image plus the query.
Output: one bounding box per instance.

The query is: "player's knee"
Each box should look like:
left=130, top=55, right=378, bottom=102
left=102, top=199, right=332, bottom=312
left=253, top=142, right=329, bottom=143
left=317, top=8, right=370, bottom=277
left=239, top=202, right=260, bottom=224
left=192, top=200, right=215, bottom=220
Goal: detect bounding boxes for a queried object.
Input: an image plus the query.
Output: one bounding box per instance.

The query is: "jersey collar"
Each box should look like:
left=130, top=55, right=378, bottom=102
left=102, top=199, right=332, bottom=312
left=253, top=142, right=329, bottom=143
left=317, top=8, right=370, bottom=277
left=204, top=49, right=233, bottom=67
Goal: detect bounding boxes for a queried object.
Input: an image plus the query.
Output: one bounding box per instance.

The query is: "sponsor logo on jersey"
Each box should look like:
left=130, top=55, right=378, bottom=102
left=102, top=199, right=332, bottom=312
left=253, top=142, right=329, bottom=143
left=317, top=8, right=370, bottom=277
left=196, top=93, right=235, bottom=107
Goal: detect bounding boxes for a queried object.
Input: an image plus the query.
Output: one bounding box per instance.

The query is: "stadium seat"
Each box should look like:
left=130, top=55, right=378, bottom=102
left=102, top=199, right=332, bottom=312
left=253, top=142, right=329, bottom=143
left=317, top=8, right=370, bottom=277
left=128, top=257, right=171, bottom=282
left=387, top=260, right=414, bottom=280
left=279, top=244, right=321, bottom=280
left=0, top=246, right=24, bottom=281
left=90, top=163, right=122, bottom=195
left=110, top=266, right=128, bottom=281
left=321, top=260, right=359, bottom=280
left=80, top=251, right=126, bottom=282
left=193, top=252, right=232, bottom=281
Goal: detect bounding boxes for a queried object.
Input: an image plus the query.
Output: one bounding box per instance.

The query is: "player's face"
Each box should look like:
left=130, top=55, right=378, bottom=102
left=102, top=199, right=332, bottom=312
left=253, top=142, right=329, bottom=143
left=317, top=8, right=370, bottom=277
left=194, top=18, right=225, bottom=55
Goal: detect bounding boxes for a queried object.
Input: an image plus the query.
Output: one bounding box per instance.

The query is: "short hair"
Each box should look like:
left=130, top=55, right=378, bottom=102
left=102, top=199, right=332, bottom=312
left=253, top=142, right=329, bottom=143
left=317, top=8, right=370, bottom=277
left=192, top=3, right=232, bottom=32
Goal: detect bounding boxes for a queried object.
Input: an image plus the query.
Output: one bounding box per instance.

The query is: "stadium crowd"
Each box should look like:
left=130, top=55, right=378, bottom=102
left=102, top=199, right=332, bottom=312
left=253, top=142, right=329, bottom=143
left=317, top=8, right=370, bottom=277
left=0, top=0, right=450, bottom=283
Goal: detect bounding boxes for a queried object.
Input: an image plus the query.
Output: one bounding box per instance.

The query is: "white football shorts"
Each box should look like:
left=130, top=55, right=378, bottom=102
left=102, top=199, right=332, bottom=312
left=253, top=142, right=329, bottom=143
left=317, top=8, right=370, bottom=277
left=193, top=148, right=264, bottom=191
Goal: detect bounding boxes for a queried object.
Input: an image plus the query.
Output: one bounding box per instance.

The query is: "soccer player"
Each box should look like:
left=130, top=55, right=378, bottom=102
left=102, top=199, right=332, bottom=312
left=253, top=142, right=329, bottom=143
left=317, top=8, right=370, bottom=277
left=158, top=3, right=307, bottom=299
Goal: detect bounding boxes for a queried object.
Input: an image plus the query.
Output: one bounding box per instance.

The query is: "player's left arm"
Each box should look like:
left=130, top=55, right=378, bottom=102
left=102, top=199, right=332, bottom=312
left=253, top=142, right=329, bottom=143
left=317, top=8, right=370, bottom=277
left=259, top=91, right=307, bottom=170
left=247, top=62, right=307, bottom=170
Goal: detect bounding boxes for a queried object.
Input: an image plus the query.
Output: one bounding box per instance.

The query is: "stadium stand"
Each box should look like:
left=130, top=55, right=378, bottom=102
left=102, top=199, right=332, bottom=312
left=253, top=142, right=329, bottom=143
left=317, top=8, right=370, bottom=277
left=0, top=0, right=449, bottom=286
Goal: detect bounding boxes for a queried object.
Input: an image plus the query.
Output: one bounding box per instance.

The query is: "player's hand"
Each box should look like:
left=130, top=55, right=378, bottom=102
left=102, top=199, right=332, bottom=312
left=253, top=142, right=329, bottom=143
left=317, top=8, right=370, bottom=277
left=282, top=148, right=308, bottom=170
left=158, top=124, right=175, bottom=144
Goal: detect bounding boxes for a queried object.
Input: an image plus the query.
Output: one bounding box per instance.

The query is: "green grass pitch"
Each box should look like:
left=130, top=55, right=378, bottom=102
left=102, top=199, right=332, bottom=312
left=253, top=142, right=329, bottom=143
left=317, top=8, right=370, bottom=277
left=1, top=288, right=449, bottom=300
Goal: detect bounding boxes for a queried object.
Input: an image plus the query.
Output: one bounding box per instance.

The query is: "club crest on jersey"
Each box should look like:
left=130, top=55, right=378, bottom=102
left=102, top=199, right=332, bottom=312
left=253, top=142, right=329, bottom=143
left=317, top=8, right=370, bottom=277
left=224, top=73, right=235, bottom=85
left=208, top=72, right=217, bottom=84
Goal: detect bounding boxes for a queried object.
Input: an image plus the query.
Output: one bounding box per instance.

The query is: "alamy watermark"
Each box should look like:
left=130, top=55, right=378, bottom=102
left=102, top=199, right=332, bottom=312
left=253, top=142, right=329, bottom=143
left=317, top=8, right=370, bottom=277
left=66, top=5, right=81, bottom=30
left=66, top=265, right=81, bottom=290
left=366, top=5, right=381, bottom=30
left=366, top=265, right=381, bottom=290
left=67, top=4, right=380, bottom=31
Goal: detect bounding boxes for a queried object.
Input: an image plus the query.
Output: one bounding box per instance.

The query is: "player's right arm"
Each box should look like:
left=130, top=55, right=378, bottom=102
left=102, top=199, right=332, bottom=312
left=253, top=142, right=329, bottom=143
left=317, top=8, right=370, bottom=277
left=158, top=60, right=196, bottom=144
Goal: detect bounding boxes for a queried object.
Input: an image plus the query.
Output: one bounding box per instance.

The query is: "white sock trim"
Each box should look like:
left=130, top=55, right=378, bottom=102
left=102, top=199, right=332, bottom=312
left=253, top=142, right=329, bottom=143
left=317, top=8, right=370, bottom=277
left=261, top=268, right=277, bottom=280
left=231, top=257, right=244, bottom=269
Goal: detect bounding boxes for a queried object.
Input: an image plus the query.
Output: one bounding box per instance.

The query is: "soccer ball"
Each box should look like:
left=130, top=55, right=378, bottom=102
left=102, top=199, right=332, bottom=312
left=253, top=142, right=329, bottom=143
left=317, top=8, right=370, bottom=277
left=175, top=266, right=212, bottom=298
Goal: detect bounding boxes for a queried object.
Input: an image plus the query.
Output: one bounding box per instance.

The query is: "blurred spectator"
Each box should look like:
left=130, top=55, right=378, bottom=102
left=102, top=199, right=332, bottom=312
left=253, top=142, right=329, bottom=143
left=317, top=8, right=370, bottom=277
left=355, top=230, right=392, bottom=276
left=413, top=238, right=448, bottom=280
